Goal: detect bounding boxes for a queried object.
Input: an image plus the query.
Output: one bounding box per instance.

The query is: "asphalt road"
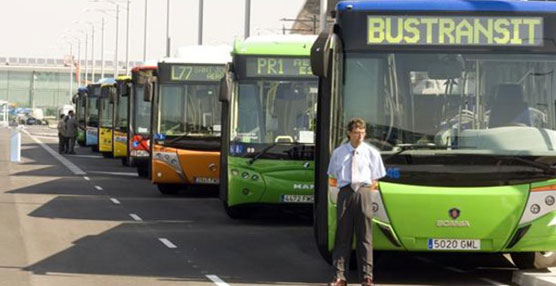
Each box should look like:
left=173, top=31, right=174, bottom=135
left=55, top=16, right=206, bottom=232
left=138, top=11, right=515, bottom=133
left=0, top=125, right=519, bottom=286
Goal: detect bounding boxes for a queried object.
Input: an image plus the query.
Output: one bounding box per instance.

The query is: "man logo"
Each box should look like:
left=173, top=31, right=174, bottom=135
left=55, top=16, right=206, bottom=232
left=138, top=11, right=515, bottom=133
left=293, top=184, right=314, bottom=190
left=303, top=161, right=311, bottom=169
left=449, top=208, right=461, bottom=220
left=208, top=163, right=217, bottom=172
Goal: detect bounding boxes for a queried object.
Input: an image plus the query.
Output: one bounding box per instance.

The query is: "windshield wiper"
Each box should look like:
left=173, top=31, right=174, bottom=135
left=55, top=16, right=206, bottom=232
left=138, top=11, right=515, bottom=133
left=248, top=142, right=301, bottom=165
left=383, top=143, right=448, bottom=162
left=499, top=156, right=556, bottom=175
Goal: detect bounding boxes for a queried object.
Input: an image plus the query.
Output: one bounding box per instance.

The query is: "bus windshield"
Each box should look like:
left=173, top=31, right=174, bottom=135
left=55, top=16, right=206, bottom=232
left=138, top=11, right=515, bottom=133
left=115, top=95, right=128, bottom=131
left=133, top=85, right=151, bottom=135
left=158, top=83, right=221, bottom=137
left=231, top=80, right=318, bottom=145
left=86, top=97, right=98, bottom=127
left=99, top=97, right=113, bottom=128
left=337, top=52, right=556, bottom=184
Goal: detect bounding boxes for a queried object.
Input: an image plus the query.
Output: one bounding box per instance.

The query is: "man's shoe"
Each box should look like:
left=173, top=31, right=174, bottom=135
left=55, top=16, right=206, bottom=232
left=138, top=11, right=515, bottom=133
left=362, top=278, right=374, bottom=286
left=328, top=278, right=347, bottom=286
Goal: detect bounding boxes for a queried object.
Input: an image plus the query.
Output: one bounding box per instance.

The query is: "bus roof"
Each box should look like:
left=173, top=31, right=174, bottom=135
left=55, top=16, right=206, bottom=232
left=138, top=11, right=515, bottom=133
left=233, top=34, right=317, bottom=56
left=160, top=45, right=231, bottom=65
left=336, top=0, right=556, bottom=12
left=131, top=60, right=158, bottom=73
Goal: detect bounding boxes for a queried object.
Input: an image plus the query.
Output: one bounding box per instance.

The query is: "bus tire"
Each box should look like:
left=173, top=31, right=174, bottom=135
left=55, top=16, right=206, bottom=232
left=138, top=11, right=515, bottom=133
left=157, top=184, right=180, bottom=195
left=78, top=140, right=85, bottom=147
left=92, top=146, right=99, bottom=152
left=121, top=157, right=128, bottom=166
left=511, top=252, right=556, bottom=269
left=137, top=166, right=148, bottom=178
left=224, top=202, right=251, bottom=219
left=102, top=152, right=113, bottom=158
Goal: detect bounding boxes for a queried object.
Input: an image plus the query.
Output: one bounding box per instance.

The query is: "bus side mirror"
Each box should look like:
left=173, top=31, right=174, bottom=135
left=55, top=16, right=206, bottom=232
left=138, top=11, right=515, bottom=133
left=143, top=81, right=153, bottom=102
left=109, top=88, right=117, bottom=104
left=219, top=76, right=230, bottom=102
left=311, top=32, right=330, bottom=77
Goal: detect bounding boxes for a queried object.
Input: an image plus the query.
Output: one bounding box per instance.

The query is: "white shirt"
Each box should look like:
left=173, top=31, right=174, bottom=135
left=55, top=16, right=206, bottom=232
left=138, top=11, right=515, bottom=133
left=327, top=142, right=386, bottom=188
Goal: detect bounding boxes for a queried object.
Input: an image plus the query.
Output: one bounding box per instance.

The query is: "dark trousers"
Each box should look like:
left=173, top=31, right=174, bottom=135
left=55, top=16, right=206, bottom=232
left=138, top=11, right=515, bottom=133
left=333, top=186, right=374, bottom=281
left=58, top=133, right=67, bottom=153
left=67, top=136, right=76, bottom=153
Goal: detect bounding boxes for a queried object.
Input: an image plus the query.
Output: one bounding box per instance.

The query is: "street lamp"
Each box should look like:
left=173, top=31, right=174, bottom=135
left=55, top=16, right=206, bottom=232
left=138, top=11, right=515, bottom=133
left=91, top=0, right=132, bottom=75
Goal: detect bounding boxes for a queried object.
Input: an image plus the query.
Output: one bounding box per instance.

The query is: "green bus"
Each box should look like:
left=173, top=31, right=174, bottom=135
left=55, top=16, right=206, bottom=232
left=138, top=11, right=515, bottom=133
left=73, top=87, right=88, bottom=146
left=219, top=35, right=318, bottom=218
left=311, top=0, right=556, bottom=269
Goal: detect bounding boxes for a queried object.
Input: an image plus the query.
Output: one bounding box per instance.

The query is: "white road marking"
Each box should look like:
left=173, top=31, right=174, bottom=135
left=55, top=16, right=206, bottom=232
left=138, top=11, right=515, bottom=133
left=22, top=129, right=86, bottom=175
left=71, top=155, right=103, bottom=159
left=94, top=185, right=103, bottom=191
left=206, top=275, right=230, bottom=286
left=415, top=256, right=433, bottom=263
left=479, top=277, right=509, bottom=286
left=110, top=198, right=121, bottom=205
left=444, top=266, right=466, bottom=274
left=83, top=176, right=90, bottom=181
left=89, top=171, right=139, bottom=177
left=158, top=238, right=177, bottom=249
left=129, top=214, right=142, bottom=221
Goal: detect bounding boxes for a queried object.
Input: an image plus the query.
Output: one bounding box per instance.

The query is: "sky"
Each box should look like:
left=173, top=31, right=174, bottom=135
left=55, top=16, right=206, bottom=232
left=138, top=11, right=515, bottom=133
left=0, top=0, right=307, bottom=61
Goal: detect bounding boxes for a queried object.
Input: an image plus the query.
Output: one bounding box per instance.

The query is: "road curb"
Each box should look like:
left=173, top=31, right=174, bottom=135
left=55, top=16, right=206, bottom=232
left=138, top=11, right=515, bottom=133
left=513, top=269, right=556, bottom=286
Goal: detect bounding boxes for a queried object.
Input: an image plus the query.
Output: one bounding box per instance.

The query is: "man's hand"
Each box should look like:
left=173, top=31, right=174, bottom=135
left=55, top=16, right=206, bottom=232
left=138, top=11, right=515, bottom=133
left=371, top=180, right=378, bottom=190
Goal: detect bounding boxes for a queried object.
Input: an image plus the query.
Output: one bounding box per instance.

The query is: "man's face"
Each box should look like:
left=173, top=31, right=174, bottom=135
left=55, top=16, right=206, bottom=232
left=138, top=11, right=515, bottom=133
left=348, top=126, right=366, bottom=147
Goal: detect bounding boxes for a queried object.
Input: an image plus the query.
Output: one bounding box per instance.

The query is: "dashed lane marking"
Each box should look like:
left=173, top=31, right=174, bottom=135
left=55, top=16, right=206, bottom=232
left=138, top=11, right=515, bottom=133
left=479, top=277, right=509, bottom=286
left=83, top=176, right=90, bottom=181
left=110, top=198, right=121, bottom=205
left=89, top=171, right=139, bottom=177
left=129, top=214, right=142, bottom=221
left=94, top=185, right=103, bottom=191
left=158, top=238, right=177, bottom=249
left=22, top=129, right=86, bottom=175
left=206, top=275, right=230, bottom=286
left=444, top=266, right=466, bottom=274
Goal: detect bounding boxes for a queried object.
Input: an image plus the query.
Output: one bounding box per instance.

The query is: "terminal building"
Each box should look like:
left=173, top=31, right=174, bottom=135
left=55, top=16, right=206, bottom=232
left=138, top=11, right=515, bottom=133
left=0, top=57, right=142, bottom=116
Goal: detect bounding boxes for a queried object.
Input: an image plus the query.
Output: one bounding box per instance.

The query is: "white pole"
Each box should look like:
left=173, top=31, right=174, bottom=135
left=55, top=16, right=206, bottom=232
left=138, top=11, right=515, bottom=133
left=125, top=0, right=130, bottom=75
left=114, top=4, right=120, bottom=77
left=84, top=31, right=89, bottom=83
left=143, top=0, right=148, bottom=61
left=69, top=43, right=73, bottom=103
left=244, top=0, right=250, bottom=39
left=166, top=0, right=170, bottom=57
left=77, top=39, right=81, bottom=85
left=10, top=127, right=21, bottom=162
left=101, top=17, right=105, bottom=79
left=91, top=24, right=96, bottom=83
left=198, top=0, right=203, bottom=45
left=319, top=0, right=328, bottom=33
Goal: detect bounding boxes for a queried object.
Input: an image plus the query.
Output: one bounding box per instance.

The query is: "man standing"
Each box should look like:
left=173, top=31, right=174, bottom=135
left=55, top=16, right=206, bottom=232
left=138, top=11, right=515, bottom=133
left=64, top=110, right=78, bottom=154
left=327, top=118, right=386, bottom=286
left=57, top=114, right=67, bottom=154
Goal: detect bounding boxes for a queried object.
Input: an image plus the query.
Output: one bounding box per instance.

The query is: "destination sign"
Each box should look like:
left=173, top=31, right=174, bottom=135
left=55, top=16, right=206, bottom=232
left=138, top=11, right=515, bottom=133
left=367, top=16, right=543, bottom=46
left=170, top=65, right=225, bottom=81
left=245, top=57, right=313, bottom=77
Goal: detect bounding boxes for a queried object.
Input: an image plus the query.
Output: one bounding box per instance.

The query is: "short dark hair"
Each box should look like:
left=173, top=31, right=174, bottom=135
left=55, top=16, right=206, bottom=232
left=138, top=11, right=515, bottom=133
left=68, top=110, right=74, bottom=115
left=60, top=114, right=65, bottom=119
left=347, top=118, right=366, bottom=132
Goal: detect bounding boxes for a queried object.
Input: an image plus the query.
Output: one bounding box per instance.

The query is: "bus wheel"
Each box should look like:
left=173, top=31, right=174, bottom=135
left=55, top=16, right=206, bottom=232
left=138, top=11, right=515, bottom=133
left=102, top=152, right=113, bottom=158
left=511, top=252, right=556, bottom=269
left=77, top=140, right=85, bottom=147
left=157, top=184, right=180, bottom=195
left=92, top=146, right=99, bottom=152
left=121, top=157, right=128, bottom=166
left=223, top=202, right=250, bottom=219
left=137, top=167, right=148, bottom=178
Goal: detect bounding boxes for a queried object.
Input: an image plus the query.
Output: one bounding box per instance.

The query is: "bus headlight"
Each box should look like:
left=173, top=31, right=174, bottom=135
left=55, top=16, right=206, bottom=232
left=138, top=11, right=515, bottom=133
left=231, top=169, right=239, bottom=176
left=546, top=195, right=555, bottom=206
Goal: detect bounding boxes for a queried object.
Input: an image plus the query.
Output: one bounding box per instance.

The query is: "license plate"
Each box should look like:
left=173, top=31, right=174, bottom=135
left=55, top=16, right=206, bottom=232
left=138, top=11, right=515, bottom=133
left=428, top=239, right=480, bottom=250
left=281, top=195, right=314, bottom=203
left=194, top=177, right=219, bottom=184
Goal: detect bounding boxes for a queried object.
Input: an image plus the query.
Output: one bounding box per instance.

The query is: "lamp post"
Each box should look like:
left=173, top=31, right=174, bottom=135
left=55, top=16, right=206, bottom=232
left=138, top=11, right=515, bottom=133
left=166, top=0, right=170, bottom=56
left=143, top=0, right=148, bottom=61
